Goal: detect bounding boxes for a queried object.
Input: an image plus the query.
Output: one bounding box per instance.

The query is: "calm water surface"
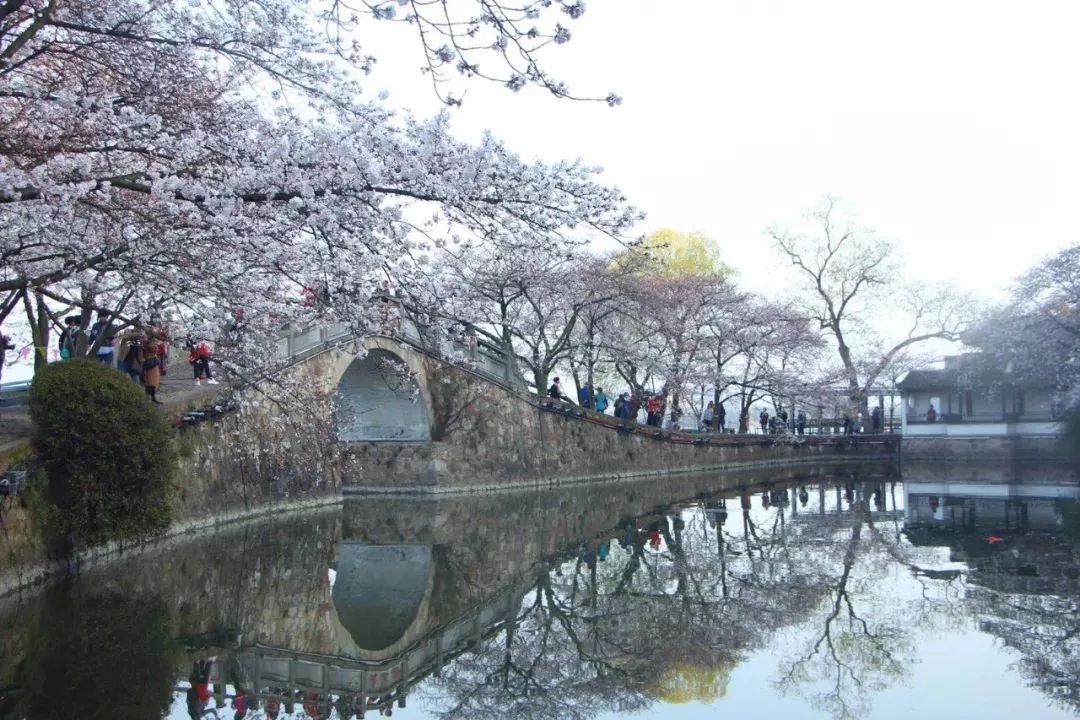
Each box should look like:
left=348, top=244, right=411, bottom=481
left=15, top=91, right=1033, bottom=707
left=2, top=463, right=1079, bottom=720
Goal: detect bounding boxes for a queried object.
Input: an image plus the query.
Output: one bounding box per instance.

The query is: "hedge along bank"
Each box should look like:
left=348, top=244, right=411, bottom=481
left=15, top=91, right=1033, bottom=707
left=0, top=358, right=342, bottom=597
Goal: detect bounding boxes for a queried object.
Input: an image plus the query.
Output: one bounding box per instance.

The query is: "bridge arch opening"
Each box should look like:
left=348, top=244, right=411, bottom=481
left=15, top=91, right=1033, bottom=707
left=331, top=543, right=433, bottom=651
left=333, top=348, right=430, bottom=442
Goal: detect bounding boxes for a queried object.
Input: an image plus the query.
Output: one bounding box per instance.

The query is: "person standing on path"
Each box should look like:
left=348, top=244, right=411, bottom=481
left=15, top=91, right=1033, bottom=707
left=548, top=377, right=567, bottom=401
left=594, top=387, right=609, bottom=414
left=188, top=339, right=218, bottom=386
left=577, top=383, right=591, bottom=409
left=57, top=316, right=80, bottom=359
left=614, top=392, right=628, bottom=419
left=187, top=657, right=216, bottom=719
left=141, top=338, right=164, bottom=404
left=88, top=311, right=116, bottom=367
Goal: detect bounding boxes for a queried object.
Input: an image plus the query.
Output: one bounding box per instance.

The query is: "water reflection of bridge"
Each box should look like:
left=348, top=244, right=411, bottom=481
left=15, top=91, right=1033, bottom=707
left=191, top=579, right=533, bottom=716
left=175, top=463, right=898, bottom=714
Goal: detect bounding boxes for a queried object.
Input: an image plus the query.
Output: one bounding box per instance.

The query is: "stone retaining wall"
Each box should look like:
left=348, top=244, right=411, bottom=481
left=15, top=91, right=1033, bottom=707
left=901, top=435, right=1068, bottom=464
left=344, top=432, right=895, bottom=493
left=339, top=357, right=899, bottom=492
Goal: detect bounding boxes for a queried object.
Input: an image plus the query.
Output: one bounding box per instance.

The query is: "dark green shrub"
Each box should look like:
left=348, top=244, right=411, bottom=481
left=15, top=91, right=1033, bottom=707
left=28, top=359, right=175, bottom=553
left=14, top=585, right=179, bottom=720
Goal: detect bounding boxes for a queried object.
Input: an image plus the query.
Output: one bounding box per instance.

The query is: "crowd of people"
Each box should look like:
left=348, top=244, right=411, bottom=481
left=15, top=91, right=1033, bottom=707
left=54, top=311, right=218, bottom=404
left=545, top=377, right=891, bottom=436
left=546, top=376, right=738, bottom=432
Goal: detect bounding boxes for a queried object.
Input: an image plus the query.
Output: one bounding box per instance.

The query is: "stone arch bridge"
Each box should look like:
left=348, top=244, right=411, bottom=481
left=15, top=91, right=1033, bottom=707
left=276, top=320, right=897, bottom=493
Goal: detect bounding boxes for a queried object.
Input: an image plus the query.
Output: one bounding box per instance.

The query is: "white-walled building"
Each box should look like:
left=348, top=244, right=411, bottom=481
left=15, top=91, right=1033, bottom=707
left=897, top=354, right=1058, bottom=437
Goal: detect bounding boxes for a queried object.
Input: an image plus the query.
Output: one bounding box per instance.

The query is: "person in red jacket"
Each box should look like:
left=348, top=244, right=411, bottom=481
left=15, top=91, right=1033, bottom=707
left=188, top=338, right=218, bottom=386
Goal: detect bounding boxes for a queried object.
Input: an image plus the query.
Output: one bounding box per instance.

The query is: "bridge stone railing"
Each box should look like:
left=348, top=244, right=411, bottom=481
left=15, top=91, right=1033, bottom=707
left=275, top=312, right=525, bottom=391
left=187, top=580, right=530, bottom=716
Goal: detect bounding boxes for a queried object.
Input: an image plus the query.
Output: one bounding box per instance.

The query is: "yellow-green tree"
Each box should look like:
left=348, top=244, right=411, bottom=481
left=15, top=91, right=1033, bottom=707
left=610, top=229, right=736, bottom=425
left=649, top=661, right=735, bottom=704
left=618, top=228, right=733, bottom=279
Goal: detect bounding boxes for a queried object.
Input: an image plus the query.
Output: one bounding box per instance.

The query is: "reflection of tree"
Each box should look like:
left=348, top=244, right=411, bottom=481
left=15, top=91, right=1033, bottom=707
left=421, top=487, right=877, bottom=719
left=405, top=481, right=975, bottom=720
left=975, top=586, right=1080, bottom=711
left=768, top=483, right=972, bottom=720
left=957, top=528, right=1080, bottom=713
left=11, top=584, right=179, bottom=719
left=422, top=567, right=651, bottom=720
left=775, top=504, right=914, bottom=720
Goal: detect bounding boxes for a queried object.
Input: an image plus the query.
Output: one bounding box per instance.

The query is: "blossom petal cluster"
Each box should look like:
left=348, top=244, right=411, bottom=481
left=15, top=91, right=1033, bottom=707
left=0, top=0, right=637, bottom=372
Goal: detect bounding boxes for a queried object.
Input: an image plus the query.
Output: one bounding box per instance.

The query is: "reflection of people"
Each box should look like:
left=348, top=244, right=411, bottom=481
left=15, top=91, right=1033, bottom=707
left=187, top=657, right=215, bottom=719
left=232, top=685, right=249, bottom=719
left=229, top=657, right=252, bottom=719
left=648, top=528, right=661, bottom=550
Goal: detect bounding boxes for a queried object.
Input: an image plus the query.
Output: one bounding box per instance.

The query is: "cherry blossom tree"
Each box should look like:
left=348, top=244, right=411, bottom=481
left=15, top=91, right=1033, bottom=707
left=715, top=302, right=825, bottom=424
left=965, top=244, right=1079, bottom=393
left=628, top=274, right=739, bottom=427
left=0, top=0, right=639, bottom=384
left=593, top=230, right=735, bottom=423
left=964, top=243, right=1080, bottom=449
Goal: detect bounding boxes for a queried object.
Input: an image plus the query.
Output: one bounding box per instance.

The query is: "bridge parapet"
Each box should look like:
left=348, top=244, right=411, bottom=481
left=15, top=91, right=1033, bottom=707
left=276, top=309, right=524, bottom=392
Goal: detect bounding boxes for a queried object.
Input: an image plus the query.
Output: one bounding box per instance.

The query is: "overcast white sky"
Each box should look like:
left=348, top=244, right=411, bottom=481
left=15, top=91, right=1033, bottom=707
left=360, top=0, right=1080, bottom=297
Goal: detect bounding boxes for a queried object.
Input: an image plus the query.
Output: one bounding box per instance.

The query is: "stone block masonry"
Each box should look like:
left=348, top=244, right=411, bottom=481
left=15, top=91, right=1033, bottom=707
left=331, top=340, right=898, bottom=493
left=901, top=435, right=1068, bottom=464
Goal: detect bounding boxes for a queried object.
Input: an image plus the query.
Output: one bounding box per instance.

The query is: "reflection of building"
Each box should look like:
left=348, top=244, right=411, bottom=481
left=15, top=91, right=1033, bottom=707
left=902, top=479, right=1080, bottom=711
left=897, top=353, right=1057, bottom=437
left=904, top=482, right=1080, bottom=533
left=903, top=481, right=1080, bottom=596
